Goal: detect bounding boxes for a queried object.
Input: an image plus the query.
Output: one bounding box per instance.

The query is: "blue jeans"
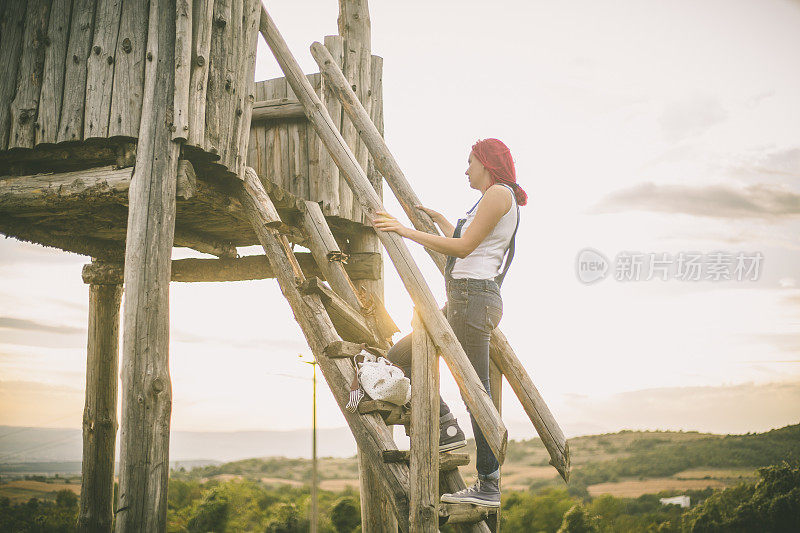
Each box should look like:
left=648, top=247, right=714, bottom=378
left=385, top=277, right=502, bottom=478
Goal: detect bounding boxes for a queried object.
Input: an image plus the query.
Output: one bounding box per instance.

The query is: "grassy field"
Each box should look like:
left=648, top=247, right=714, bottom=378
left=3, top=424, right=794, bottom=504
left=0, top=479, right=81, bottom=503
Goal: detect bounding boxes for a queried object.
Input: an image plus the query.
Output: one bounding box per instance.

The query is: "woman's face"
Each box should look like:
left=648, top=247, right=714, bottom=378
left=465, top=152, right=491, bottom=191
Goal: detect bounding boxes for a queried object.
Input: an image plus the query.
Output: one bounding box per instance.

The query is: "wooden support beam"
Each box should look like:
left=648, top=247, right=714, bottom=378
left=174, top=227, right=236, bottom=258
left=383, top=450, right=470, bottom=471
left=311, top=39, right=571, bottom=481
left=166, top=253, right=377, bottom=281
left=78, top=280, right=122, bottom=532
left=0, top=214, right=125, bottom=262
left=0, top=166, right=132, bottom=209
left=81, top=253, right=381, bottom=285
left=242, top=166, right=281, bottom=224
left=236, top=166, right=411, bottom=532
left=489, top=359, right=503, bottom=532
left=489, top=331, right=570, bottom=480
left=0, top=161, right=200, bottom=210
left=115, top=0, right=178, bottom=529
left=251, top=98, right=306, bottom=121
left=299, top=277, right=378, bottom=345
left=259, top=3, right=507, bottom=465
left=410, top=311, right=439, bottom=532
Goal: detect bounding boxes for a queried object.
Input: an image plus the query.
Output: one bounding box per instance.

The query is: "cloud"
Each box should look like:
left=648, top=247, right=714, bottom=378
left=729, top=147, right=800, bottom=181
left=172, top=329, right=308, bottom=352
left=0, top=317, right=83, bottom=335
left=590, top=182, right=800, bottom=220
left=551, top=381, right=800, bottom=436
left=751, top=332, right=800, bottom=355
left=785, top=291, right=800, bottom=307
left=659, top=94, right=727, bottom=142
left=0, top=317, right=85, bottom=349
left=0, top=380, right=84, bottom=429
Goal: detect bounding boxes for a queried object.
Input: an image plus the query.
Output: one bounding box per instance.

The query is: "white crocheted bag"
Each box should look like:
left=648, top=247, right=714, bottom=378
left=356, top=353, right=411, bottom=406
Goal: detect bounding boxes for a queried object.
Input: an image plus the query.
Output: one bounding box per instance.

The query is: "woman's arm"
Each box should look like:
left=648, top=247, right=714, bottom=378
left=374, top=185, right=512, bottom=258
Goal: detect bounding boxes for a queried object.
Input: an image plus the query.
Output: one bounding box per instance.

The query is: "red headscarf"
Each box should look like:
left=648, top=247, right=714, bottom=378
left=471, top=138, right=528, bottom=206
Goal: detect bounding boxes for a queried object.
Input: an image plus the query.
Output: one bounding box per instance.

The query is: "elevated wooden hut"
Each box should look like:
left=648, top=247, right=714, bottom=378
left=0, top=1, right=568, bottom=531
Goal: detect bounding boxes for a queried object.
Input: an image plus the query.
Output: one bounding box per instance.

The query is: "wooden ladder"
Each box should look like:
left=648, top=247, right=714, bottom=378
left=237, top=166, right=496, bottom=532
left=249, top=3, right=571, bottom=531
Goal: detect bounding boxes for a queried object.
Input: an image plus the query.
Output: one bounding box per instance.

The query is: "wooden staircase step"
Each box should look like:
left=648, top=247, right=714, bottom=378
left=323, top=339, right=387, bottom=359
left=382, top=450, right=470, bottom=471
left=299, top=276, right=378, bottom=345
left=439, top=503, right=494, bottom=525
left=357, top=399, right=410, bottom=426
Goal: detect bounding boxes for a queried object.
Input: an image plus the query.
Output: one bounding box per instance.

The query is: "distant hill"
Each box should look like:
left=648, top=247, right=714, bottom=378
left=0, top=425, right=357, bottom=465
left=4, top=423, right=798, bottom=498
left=170, top=423, right=800, bottom=498
left=569, top=423, right=800, bottom=486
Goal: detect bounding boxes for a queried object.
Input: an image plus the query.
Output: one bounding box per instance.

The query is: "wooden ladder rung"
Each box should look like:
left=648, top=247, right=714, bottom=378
left=439, top=503, right=494, bottom=525
left=382, top=450, right=470, bottom=471
left=357, top=399, right=410, bottom=425
left=323, top=340, right=366, bottom=358
left=299, top=277, right=378, bottom=345
left=323, top=339, right=388, bottom=359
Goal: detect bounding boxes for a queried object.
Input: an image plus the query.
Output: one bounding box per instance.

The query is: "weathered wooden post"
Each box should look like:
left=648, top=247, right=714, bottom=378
left=488, top=360, right=502, bottom=531
left=410, top=311, right=439, bottom=532
left=334, top=1, right=398, bottom=529
left=79, top=264, right=123, bottom=533
left=115, top=0, right=180, bottom=530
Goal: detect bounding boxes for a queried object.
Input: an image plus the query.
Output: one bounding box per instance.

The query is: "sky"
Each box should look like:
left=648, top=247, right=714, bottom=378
left=1, top=0, right=799, bottom=446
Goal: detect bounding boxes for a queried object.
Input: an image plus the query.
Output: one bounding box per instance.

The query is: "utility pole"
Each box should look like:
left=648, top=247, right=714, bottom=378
left=301, top=355, right=319, bottom=533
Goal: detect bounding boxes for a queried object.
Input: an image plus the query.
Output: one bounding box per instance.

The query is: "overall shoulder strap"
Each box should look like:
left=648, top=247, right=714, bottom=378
left=495, top=184, right=520, bottom=288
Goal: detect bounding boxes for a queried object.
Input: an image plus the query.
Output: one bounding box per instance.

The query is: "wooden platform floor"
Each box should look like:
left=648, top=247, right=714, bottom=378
left=0, top=141, right=367, bottom=262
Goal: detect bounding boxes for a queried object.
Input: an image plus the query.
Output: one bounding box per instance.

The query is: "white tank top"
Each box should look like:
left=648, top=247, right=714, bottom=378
left=450, top=184, right=518, bottom=280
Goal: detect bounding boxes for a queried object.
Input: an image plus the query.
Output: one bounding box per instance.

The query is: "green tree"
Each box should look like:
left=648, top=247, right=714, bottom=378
left=264, top=502, right=303, bottom=532
left=55, top=489, right=79, bottom=509
left=330, top=496, right=360, bottom=533
left=187, top=487, right=230, bottom=533
left=680, top=462, right=800, bottom=533
left=502, top=488, right=578, bottom=532
left=557, top=504, right=598, bottom=533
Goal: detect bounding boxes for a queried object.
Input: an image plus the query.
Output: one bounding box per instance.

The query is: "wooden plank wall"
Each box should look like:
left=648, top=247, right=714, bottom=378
left=0, top=0, right=257, bottom=177
left=248, top=52, right=384, bottom=226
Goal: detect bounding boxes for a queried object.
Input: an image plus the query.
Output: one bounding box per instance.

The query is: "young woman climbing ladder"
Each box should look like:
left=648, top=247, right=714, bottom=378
left=372, top=138, right=527, bottom=508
